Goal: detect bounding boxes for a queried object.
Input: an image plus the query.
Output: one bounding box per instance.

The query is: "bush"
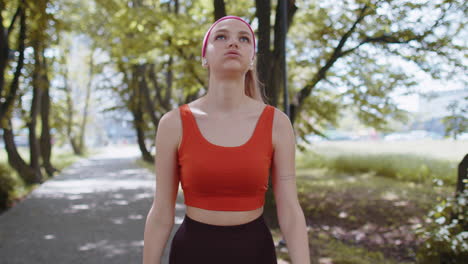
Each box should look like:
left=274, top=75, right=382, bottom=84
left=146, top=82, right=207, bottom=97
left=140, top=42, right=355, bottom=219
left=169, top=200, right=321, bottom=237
left=0, top=164, right=16, bottom=210
left=415, top=189, right=468, bottom=263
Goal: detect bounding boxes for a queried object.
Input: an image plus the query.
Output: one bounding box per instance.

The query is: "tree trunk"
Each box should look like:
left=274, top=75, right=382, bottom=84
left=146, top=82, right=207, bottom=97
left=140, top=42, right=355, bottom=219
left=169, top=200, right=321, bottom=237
left=140, top=65, right=160, bottom=127
left=255, top=3, right=303, bottom=256
left=165, top=57, right=173, bottom=108
left=456, top=154, right=467, bottom=231
left=0, top=1, right=40, bottom=185
left=0, top=1, right=11, bottom=99
left=78, top=49, right=94, bottom=152
left=64, top=62, right=82, bottom=155
left=455, top=154, right=467, bottom=204
left=3, top=119, right=37, bottom=184
left=173, top=0, right=179, bottom=13
left=255, top=0, right=297, bottom=107
left=131, top=65, right=153, bottom=162
left=255, top=0, right=272, bottom=104
left=213, top=0, right=226, bottom=20
left=134, top=111, right=153, bottom=163
left=39, top=47, right=57, bottom=176
left=0, top=2, right=25, bottom=123
left=28, top=40, right=44, bottom=183
left=0, top=1, right=22, bottom=99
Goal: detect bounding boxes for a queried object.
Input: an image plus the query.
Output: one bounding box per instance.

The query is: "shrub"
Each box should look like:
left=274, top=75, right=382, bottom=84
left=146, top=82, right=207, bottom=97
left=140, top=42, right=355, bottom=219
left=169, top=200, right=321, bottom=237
left=415, top=189, right=468, bottom=263
left=0, top=164, right=16, bottom=210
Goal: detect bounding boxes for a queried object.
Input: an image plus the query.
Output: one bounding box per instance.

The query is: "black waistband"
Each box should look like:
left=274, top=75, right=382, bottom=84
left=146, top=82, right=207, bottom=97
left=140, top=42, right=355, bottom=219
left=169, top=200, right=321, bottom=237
left=182, top=213, right=266, bottom=232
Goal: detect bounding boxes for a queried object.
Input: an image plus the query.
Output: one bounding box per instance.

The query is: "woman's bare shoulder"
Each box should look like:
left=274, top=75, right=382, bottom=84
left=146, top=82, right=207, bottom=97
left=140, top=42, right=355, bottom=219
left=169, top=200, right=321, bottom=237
left=271, top=107, right=295, bottom=150
left=156, top=107, right=183, bottom=148
left=271, top=106, right=291, bottom=125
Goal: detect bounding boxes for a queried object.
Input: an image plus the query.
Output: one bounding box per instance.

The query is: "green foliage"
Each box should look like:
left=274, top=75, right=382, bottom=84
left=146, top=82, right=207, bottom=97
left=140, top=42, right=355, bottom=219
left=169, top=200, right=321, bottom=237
left=441, top=98, right=468, bottom=140
left=295, top=89, right=340, bottom=151
left=0, top=147, right=83, bottom=212
left=415, top=189, right=468, bottom=263
left=48, top=0, right=466, bottom=153
left=41, top=0, right=467, bottom=174
left=61, top=0, right=217, bottom=148
left=289, top=0, right=466, bottom=138
left=0, top=164, right=17, bottom=210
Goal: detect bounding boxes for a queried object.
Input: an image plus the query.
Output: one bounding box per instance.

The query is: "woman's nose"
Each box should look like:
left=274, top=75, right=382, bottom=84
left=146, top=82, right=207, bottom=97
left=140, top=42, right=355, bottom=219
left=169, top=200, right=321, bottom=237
left=228, top=39, right=239, bottom=48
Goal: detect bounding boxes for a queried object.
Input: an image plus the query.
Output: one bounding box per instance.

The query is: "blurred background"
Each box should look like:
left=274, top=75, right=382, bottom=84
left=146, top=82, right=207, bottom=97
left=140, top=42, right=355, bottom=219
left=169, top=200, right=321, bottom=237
left=0, top=0, right=466, bottom=263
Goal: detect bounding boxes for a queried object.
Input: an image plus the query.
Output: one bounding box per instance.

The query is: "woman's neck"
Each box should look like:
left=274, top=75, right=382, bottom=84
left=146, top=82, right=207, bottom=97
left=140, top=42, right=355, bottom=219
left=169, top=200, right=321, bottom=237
left=203, top=74, right=250, bottom=113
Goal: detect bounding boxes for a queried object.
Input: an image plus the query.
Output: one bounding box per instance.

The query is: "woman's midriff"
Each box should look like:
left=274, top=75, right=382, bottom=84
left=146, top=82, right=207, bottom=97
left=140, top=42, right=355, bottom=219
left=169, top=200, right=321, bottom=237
left=186, top=205, right=264, bottom=226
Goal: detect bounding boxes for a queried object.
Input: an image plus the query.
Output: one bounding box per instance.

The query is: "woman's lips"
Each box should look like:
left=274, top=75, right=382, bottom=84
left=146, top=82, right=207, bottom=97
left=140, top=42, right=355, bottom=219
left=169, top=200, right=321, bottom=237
left=225, top=51, right=240, bottom=57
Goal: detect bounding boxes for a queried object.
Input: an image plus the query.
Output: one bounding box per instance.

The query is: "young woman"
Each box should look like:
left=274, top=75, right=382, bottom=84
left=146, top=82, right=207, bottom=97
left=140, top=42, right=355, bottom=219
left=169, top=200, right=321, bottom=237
left=143, top=16, right=310, bottom=264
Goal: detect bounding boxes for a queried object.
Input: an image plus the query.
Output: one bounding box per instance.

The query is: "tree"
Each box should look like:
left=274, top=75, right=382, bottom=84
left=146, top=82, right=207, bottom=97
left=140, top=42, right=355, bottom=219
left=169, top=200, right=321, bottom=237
left=441, top=98, right=468, bottom=140
left=255, top=0, right=298, bottom=110
left=1, top=0, right=39, bottom=184
left=0, top=0, right=26, bottom=123
left=69, top=0, right=211, bottom=161
left=60, top=0, right=465, bottom=158
left=283, top=0, right=465, bottom=148
left=1, top=0, right=59, bottom=183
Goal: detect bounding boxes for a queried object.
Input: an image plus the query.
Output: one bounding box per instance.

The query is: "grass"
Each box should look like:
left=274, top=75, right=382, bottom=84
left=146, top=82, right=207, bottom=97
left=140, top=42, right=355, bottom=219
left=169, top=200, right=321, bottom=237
left=310, top=231, right=414, bottom=264
left=297, top=146, right=460, bottom=186
left=306, top=139, right=467, bottom=162
left=272, top=228, right=414, bottom=264
left=271, top=140, right=462, bottom=263
left=269, top=167, right=453, bottom=263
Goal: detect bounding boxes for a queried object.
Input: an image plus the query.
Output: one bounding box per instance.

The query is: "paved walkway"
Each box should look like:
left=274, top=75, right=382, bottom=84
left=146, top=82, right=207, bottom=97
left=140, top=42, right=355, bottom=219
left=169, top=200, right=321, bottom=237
left=0, top=145, right=186, bottom=264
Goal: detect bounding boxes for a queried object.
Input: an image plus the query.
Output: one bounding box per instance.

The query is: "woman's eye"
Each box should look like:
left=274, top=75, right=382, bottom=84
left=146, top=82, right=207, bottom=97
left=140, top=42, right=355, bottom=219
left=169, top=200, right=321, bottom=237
left=240, top=36, right=250, bottom=42
left=215, top=35, right=226, bottom=40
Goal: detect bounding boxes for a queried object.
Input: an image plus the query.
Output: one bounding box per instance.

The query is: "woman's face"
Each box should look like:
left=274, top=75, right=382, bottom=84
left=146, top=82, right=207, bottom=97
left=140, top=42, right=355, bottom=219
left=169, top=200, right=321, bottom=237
left=204, top=19, right=254, bottom=75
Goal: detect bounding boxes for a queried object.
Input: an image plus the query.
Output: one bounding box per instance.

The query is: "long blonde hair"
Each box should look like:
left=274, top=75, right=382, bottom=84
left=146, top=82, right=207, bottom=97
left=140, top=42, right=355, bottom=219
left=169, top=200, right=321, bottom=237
left=244, top=61, right=268, bottom=103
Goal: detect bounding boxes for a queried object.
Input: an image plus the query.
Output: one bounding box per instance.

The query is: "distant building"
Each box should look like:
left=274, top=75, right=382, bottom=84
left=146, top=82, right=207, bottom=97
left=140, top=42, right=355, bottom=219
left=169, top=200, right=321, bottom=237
left=101, top=111, right=137, bottom=145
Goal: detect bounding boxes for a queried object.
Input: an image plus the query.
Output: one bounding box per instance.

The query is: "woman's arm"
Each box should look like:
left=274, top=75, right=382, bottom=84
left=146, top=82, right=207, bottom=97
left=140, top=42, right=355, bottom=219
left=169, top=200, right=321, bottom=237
left=143, top=110, right=181, bottom=264
left=271, top=109, right=311, bottom=264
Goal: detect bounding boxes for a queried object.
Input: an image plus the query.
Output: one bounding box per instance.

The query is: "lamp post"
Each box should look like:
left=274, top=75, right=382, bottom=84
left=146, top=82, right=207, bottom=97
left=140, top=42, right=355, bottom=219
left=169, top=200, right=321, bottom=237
left=280, top=0, right=290, bottom=118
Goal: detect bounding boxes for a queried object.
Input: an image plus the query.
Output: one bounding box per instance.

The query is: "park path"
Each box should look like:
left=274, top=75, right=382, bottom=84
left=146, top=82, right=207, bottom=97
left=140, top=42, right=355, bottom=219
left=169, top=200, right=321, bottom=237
left=0, top=145, right=186, bottom=264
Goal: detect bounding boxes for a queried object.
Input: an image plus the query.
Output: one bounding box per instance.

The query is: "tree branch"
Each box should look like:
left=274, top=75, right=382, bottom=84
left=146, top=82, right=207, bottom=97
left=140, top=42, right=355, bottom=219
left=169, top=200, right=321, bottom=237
left=7, top=4, right=21, bottom=35
left=0, top=2, right=25, bottom=122
left=292, top=4, right=369, bottom=123
left=340, top=2, right=452, bottom=57
left=174, top=47, right=206, bottom=87
left=213, top=0, right=226, bottom=21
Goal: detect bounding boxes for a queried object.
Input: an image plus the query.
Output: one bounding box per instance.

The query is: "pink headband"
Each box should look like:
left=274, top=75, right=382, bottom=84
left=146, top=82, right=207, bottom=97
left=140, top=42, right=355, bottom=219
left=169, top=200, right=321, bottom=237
left=201, top=16, right=256, bottom=59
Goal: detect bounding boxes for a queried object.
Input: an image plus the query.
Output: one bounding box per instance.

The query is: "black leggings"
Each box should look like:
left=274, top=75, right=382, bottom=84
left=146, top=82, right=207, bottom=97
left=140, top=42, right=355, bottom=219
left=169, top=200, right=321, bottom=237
left=168, top=213, right=278, bottom=264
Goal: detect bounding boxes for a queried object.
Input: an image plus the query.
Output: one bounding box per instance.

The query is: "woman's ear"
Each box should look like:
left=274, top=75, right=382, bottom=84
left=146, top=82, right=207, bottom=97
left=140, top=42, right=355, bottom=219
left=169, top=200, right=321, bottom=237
left=250, top=56, right=257, bottom=70
left=202, top=57, right=208, bottom=68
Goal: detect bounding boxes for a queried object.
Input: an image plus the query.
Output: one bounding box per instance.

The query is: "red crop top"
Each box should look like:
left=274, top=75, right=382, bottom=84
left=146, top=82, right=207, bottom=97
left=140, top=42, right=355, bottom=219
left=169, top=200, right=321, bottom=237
left=177, top=104, right=275, bottom=211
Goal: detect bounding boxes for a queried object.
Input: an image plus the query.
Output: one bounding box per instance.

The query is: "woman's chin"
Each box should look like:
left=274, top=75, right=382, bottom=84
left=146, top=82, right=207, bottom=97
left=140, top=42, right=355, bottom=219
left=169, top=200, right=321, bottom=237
left=214, top=63, right=248, bottom=74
